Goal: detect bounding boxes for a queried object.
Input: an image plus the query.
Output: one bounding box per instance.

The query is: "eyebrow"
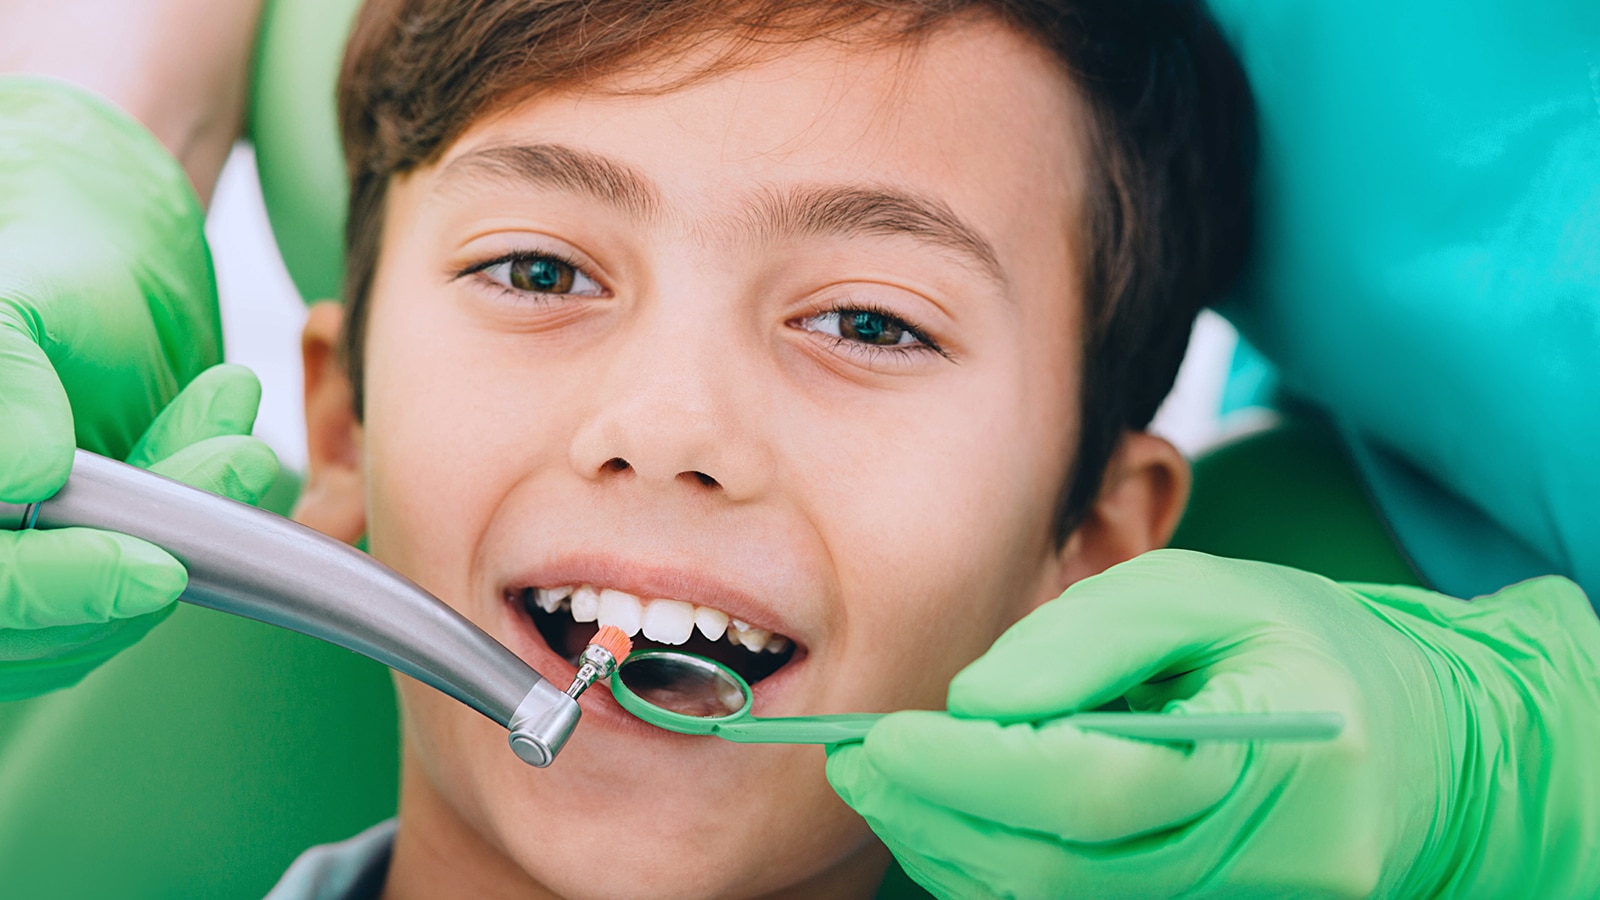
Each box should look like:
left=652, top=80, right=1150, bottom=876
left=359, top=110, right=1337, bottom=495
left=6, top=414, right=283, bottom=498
left=744, top=184, right=1005, bottom=284
left=439, top=142, right=1003, bottom=283
left=439, top=143, right=660, bottom=217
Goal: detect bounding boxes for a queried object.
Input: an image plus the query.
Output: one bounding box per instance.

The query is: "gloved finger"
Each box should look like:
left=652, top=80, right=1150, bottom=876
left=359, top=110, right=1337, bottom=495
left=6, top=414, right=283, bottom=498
left=145, top=434, right=280, bottom=506
left=0, top=614, right=160, bottom=662
left=860, top=710, right=1244, bottom=843
left=1126, top=642, right=1355, bottom=718
left=948, top=550, right=1316, bottom=719
left=0, top=607, right=174, bottom=698
left=0, top=315, right=74, bottom=503
left=124, top=363, right=263, bottom=468
left=0, top=527, right=185, bottom=628
left=830, top=743, right=1215, bottom=900
left=826, top=744, right=997, bottom=900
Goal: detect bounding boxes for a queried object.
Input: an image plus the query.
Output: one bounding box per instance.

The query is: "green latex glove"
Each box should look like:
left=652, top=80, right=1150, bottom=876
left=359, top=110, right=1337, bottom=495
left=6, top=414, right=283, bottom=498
left=0, top=77, right=270, bottom=698
left=0, top=77, right=224, bottom=471
left=828, top=550, right=1600, bottom=898
left=0, top=364, right=279, bottom=700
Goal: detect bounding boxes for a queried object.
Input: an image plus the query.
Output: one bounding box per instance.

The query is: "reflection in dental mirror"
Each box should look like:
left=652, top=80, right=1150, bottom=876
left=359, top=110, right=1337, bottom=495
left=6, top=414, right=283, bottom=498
left=617, top=651, right=750, bottom=718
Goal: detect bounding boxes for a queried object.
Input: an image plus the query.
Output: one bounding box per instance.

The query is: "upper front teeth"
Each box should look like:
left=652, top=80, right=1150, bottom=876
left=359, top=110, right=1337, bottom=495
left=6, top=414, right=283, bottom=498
left=530, top=585, right=789, bottom=653
left=640, top=599, right=694, bottom=644
left=598, top=589, right=642, bottom=636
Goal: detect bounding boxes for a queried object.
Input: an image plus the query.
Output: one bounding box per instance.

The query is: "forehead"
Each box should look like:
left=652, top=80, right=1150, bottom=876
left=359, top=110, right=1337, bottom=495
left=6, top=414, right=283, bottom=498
left=416, top=15, right=1090, bottom=279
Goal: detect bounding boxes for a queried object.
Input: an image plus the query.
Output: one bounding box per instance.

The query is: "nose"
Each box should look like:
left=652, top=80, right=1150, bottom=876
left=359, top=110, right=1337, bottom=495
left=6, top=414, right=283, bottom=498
left=567, top=313, right=773, bottom=501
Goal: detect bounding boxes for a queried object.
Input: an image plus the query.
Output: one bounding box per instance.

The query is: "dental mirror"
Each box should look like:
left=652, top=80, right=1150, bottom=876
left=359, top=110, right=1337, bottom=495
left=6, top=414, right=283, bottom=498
left=611, top=649, right=1347, bottom=745
left=611, top=650, right=881, bottom=742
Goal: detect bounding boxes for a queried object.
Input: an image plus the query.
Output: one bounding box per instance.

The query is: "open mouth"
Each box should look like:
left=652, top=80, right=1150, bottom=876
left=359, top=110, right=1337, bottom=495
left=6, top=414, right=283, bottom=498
left=511, top=585, right=799, bottom=686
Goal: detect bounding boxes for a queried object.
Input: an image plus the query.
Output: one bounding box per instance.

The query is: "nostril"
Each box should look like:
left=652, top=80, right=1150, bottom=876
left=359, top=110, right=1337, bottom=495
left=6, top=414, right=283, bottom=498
left=602, top=458, right=631, bottom=474
left=686, top=471, right=719, bottom=489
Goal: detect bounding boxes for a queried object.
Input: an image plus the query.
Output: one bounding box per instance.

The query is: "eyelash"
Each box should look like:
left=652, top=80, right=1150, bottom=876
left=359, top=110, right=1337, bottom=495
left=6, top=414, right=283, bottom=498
left=801, top=302, right=948, bottom=360
left=454, top=252, right=947, bottom=359
left=454, top=250, right=600, bottom=301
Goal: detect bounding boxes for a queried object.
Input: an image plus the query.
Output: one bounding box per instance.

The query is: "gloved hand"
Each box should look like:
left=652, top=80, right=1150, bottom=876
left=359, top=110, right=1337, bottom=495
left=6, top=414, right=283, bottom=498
left=0, top=364, right=279, bottom=700
left=828, top=550, right=1600, bottom=898
left=0, top=77, right=269, bottom=699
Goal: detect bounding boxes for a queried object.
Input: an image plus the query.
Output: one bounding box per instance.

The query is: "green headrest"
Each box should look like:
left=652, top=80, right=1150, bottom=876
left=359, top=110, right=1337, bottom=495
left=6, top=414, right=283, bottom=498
left=248, top=0, right=360, bottom=304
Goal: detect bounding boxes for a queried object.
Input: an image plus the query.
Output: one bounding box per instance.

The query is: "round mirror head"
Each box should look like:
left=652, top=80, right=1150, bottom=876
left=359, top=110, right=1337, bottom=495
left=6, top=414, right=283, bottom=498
left=612, top=650, right=753, bottom=733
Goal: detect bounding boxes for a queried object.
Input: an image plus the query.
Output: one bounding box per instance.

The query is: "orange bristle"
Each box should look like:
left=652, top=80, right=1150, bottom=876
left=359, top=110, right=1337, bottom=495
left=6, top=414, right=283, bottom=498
left=591, top=624, right=632, bottom=665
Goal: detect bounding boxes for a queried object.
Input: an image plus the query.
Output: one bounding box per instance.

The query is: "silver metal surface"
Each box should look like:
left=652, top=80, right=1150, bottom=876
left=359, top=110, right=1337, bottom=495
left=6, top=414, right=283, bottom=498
left=0, top=450, right=581, bottom=765
left=563, top=641, right=620, bottom=700
left=508, top=679, right=583, bottom=766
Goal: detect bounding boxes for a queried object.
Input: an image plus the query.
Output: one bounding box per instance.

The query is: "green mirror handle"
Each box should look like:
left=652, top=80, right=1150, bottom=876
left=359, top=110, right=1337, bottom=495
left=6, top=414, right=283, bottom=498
left=1062, top=711, right=1344, bottom=742
left=713, top=713, right=884, bottom=744
left=709, top=711, right=1344, bottom=745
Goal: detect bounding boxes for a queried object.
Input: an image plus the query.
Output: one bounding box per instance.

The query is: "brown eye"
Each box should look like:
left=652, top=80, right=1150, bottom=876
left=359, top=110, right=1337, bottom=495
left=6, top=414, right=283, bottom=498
left=799, top=308, right=923, bottom=348
left=476, top=253, right=604, bottom=297
left=837, top=310, right=907, bottom=346
left=509, top=256, right=577, bottom=293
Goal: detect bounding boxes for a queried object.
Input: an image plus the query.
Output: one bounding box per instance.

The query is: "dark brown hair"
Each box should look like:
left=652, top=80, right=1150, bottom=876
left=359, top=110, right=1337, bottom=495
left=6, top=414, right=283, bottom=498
left=337, top=0, right=1256, bottom=538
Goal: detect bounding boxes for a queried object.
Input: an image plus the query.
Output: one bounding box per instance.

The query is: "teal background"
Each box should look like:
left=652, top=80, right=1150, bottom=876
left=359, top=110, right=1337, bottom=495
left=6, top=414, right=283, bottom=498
left=1208, top=0, right=1600, bottom=601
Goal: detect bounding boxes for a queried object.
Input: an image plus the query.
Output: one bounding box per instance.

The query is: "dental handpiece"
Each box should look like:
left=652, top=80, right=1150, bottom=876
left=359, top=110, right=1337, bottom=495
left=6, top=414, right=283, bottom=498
left=0, top=450, right=580, bottom=767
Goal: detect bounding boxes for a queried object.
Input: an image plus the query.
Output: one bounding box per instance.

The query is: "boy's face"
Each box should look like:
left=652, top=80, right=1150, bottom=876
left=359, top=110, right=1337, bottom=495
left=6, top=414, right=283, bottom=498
left=319, top=14, right=1181, bottom=900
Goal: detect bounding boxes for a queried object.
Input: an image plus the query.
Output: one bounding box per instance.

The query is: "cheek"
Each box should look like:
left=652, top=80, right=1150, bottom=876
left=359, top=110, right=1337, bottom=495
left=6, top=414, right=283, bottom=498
left=362, top=286, right=455, bottom=574
left=796, top=354, right=1077, bottom=708
left=358, top=280, right=561, bottom=593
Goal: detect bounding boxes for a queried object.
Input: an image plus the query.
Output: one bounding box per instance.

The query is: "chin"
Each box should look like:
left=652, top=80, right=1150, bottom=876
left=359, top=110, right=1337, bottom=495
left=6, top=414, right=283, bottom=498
left=397, top=661, right=884, bottom=900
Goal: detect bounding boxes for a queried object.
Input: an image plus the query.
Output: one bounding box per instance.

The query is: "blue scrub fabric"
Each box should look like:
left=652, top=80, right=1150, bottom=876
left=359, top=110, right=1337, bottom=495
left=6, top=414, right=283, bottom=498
left=1206, top=0, right=1600, bottom=604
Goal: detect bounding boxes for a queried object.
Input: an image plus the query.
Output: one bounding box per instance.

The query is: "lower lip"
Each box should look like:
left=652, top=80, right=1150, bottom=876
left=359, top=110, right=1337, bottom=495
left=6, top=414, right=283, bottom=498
left=496, top=595, right=808, bottom=743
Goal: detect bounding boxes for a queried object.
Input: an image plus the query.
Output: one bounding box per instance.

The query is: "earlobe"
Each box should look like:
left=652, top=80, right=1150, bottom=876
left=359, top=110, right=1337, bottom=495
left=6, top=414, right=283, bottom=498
left=292, top=301, right=367, bottom=544
left=1054, top=431, right=1190, bottom=589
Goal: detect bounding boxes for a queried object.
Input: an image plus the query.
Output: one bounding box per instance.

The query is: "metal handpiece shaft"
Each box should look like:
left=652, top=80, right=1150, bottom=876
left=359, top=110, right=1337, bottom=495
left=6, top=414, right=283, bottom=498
left=0, top=450, right=578, bottom=766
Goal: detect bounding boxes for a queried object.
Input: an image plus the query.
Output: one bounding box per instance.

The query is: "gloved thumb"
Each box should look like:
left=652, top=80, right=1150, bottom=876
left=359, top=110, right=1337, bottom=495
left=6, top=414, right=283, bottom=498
left=856, top=709, right=1243, bottom=843
left=125, top=363, right=265, bottom=468
left=0, top=311, right=73, bottom=503
left=947, top=550, right=1281, bottom=719
left=146, top=435, right=279, bottom=507
left=125, top=363, right=280, bottom=505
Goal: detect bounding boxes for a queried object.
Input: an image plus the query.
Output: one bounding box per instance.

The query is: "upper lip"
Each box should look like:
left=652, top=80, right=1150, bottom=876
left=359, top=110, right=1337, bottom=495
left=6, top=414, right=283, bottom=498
left=499, top=553, right=803, bottom=641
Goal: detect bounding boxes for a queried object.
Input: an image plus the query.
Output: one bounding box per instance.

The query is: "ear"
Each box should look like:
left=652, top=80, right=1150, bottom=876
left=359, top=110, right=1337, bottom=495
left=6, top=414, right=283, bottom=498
left=1053, top=431, right=1190, bottom=591
left=291, top=301, right=366, bottom=544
